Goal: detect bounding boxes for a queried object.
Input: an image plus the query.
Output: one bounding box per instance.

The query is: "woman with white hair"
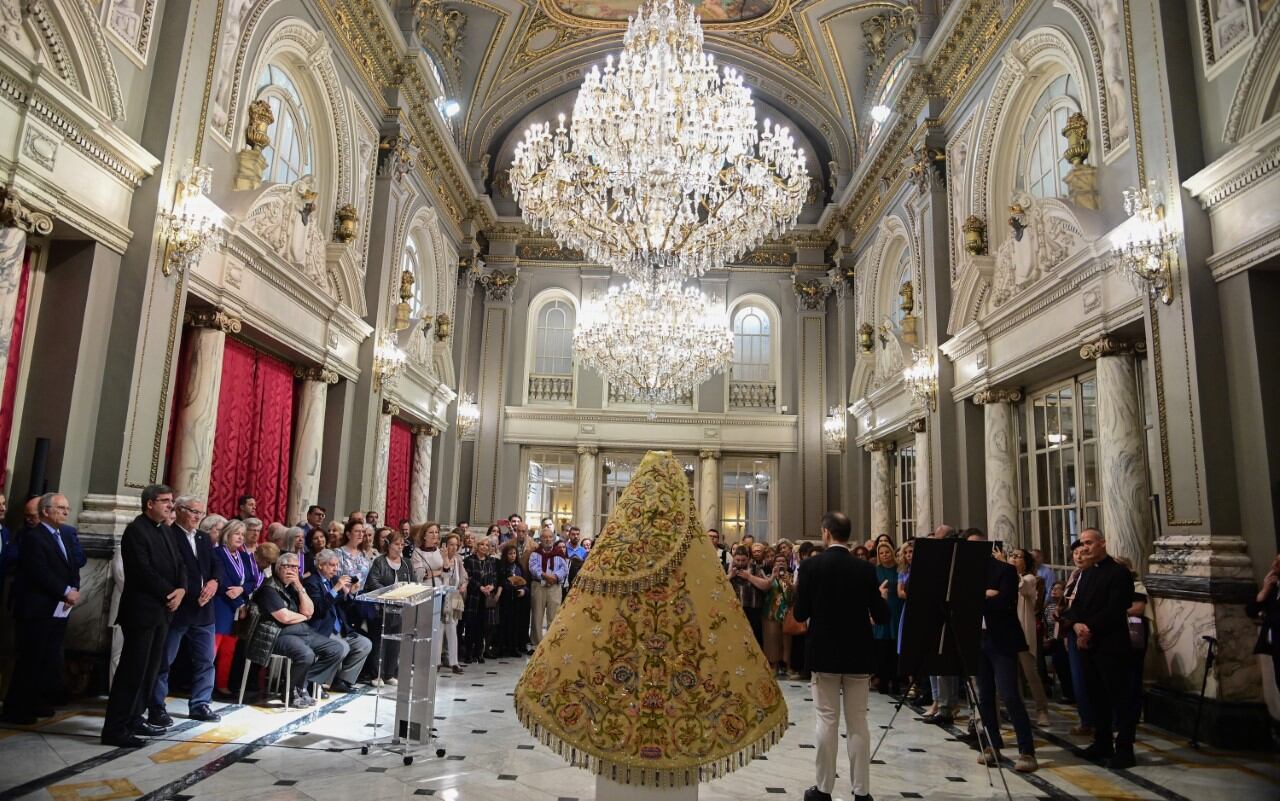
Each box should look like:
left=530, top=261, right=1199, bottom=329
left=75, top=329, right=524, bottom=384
left=199, top=514, right=228, bottom=547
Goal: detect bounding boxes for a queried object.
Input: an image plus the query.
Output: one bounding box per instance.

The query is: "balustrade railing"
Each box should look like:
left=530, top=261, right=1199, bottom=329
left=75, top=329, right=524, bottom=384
left=528, top=373, right=574, bottom=403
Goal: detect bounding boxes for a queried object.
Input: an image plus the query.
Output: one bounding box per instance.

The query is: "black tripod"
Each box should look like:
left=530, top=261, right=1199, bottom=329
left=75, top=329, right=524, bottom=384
left=872, top=541, right=1013, bottom=801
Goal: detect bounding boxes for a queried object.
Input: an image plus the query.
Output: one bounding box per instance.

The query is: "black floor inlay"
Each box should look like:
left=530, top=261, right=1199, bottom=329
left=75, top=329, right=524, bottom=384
left=557, top=797, right=578, bottom=801
left=274, top=780, right=297, bottom=786
left=471, top=729, right=487, bottom=734
left=447, top=755, right=465, bottom=760
left=908, top=747, right=926, bottom=752
left=330, top=709, right=347, bottom=714
left=435, top=716, right=446, bottom=720
left=517, top=744, right=535, bottom=750
left=497, top=774, right=518, bottom=780
left=414, top=790, right=435, bottom=796
left=490, top=709, right=504, bottom=713
left=871, top=759, right=886, bottom=765
left=901, top=793, right=923, bottom=799
left=945, top=776, right=966, bottom=782
left=765, top=788, right=786, bottom=794
left=241, top=758, right=259, bottom=763
left=472, top=683, right=485, bottom=687
left=366, top=767, right=388, bottom=773
left=799, top=744, right=815, bottom=749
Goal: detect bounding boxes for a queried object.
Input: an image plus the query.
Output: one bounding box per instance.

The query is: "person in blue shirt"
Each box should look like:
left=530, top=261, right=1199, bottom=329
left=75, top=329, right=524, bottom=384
left=527, top=526, right=568, bottom=647
left=303, top=550, right=371, bottom=693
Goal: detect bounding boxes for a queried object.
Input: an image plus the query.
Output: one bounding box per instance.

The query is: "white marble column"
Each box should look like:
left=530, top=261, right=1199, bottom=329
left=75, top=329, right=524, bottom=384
left=698, top=449, right=720, bottom=532
left=287, top=367, right=337, bottom=526
left=911, top=418, right=932, bottom=537
left=576, top=445, right=599, bottom=539
left=371, top=399, right=396, bottom=522
left=974, top=388, right=1022, bottom=543
left=867, top=442, right=895, bottom=539
left=0, top=191, right=52, bottom=414
left=1082, top=337, right=1153, bottom=572
left=169, top=310, right=241, bottom=499
left=410, top=425, right=436, bottom=524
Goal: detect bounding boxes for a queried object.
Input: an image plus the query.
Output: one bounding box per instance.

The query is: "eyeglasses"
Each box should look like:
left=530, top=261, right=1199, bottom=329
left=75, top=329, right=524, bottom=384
left=277, top=562, right=299, bottom=569
left=179, top=506, right=206, bottom=518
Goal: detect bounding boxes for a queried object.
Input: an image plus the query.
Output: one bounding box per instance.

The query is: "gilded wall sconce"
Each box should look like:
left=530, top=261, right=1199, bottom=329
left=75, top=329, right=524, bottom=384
left=434, top=312, right=452, bottom=341
left=858, top=322, right=875, bottom=353
left=335, top=203, right=359, bottom=243
left=963, top=215, right=987, bottom=255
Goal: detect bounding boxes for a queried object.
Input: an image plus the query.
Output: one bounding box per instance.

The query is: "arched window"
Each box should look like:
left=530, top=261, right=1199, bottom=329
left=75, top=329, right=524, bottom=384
left=888, top=252, right=912, bottom=329
left=534, top=300, right=574, bottom=375
left=868, top=54, right=908, bottom=143
left=1019, top=75, right=1080, bottom=200
left=255, top=64, right=312, bottom=185
left=731, top=306, right=771, bottom=383
left=402, top=238, right=423, bottom=316
left=728, top=300, right=777, bottom=410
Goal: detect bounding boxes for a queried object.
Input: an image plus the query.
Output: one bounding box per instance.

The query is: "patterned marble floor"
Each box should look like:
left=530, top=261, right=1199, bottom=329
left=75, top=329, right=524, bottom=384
left=0, top=658, right=1276, bottom=801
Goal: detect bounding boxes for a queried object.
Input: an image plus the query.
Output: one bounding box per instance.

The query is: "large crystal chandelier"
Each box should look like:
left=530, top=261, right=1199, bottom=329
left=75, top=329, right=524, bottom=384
left=573, top=280, right=733, bottom=413
left=510, top=0, right=809, bottom=282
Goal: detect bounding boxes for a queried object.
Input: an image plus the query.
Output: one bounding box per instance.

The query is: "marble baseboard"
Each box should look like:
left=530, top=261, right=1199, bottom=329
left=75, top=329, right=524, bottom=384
left=1143, top=685, right=1274, bottom=750
left=1145, top=573, right=1258, bottom=603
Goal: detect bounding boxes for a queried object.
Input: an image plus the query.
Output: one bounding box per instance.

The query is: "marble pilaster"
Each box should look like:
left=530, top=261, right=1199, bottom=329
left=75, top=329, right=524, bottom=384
left=576, top=446, right=599, bottom=539
left=698, top=449, right=720, bottom=532
left=168, top=310, right=241, bottom=500
left=410, top=425, right=436, bottom=524
left=973, top=388, right=1022, bottom=543
left=371, top=400, right=396, bottom=522
left=0, top=190, right=52, bottom=412
left=910, top=418, right=932, bottom=536
left=867, top=442, right=895, bottom=539
left=287, top=367, right=338, bottom=526
left=1081, top=337, right=1153, bottom=572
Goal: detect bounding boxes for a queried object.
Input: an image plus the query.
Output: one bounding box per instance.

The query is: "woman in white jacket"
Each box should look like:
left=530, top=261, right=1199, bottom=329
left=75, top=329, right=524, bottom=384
left=1011, top=548, right=1051, bottom=726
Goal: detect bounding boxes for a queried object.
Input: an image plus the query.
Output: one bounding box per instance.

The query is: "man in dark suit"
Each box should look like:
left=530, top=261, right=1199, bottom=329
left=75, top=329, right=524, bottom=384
left=149, top=495, right=223, bottom=726
left=304, top=549, right=370, bottom=693
left=21, top=494, right=87, bottom=569
left=1, top=493, right=81, bottom=724
left=102, top=484, right=187, bottom=747
left=299, top=505, right=326, bottom=537
left=793, top=511, right=889, bottom=801
left=969, top=532, right=1038, bottom=773
left=1058, top=528, right=1138, bottom=768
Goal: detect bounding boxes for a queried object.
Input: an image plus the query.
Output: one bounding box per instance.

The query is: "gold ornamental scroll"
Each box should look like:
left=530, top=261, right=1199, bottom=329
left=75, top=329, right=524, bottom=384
left=514, top=451, right=787, bottom=788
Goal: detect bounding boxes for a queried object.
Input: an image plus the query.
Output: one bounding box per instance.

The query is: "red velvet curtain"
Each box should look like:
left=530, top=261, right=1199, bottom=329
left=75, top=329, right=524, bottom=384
left=0, top=250, right=32, bottom=489
left=207, top=339, right=293, bottom=523
left=385, top=418, right=413, bottom=529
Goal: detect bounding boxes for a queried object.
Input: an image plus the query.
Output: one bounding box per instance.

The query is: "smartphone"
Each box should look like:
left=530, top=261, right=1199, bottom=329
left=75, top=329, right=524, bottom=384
left=992, top=540, right=1006, bottom=553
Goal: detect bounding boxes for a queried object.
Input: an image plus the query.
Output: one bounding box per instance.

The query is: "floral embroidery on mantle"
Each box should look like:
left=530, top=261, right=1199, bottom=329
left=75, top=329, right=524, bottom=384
left=244, top=176, right=331, bottom=292
left=990, top=193, right=1087, bottom=309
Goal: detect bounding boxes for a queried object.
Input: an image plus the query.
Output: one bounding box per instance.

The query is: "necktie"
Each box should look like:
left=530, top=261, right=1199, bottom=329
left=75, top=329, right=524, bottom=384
left=50, top=527, right=67, bottom=561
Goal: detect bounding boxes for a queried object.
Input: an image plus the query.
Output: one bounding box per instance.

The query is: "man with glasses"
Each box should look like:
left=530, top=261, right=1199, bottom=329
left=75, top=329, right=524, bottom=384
left=255, top=551, right=342, bottom=708
left=300, top=505, right=327, bottom=537
left=0, top=494, right=80, bottom=724
left=148, top=496, right=223, bottom=726
left=103, top=485, right=188, bottom=747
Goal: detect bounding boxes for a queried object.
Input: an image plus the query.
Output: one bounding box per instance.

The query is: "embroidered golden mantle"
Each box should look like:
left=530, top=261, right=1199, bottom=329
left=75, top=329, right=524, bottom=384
left=514, top=451, right=787, bottom=787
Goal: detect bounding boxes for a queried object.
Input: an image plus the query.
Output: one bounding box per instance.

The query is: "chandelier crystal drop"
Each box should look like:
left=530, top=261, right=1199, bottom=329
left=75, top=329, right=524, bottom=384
left=573, top=280, right=733, bottom=412
left=509, top=0, right=809, bottom=282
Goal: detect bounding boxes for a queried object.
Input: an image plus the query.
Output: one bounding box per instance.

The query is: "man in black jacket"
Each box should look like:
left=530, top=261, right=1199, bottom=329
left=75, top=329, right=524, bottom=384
left=148, top=495, right=223, bottom=726
left=303, top=549, right=370, bottom=693
left=1057, top=528, right=1137, bottom=768
left=102, top=485, right=186, bottom=747
left=793, top=511, right=889, bottom=801
left=1, top=493, right=81, bottom=724
left=970, top=533, right=1038, bottom=773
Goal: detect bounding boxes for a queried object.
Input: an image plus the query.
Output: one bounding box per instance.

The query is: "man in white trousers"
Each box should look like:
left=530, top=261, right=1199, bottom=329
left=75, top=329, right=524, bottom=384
left=792, top=511, right=890, bottom=801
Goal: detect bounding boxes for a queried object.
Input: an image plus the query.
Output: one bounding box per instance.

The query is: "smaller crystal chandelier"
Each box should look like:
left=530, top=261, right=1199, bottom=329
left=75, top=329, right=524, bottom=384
left=823, top=406, right=847, bottom=450
left=574, top=280, right=733, bottom=417
left=1112, top=179, right=1180, bottom=305
left=456, top=392, right=480, bottom=438
left=159, top=161, right=220, bottom=276
left=903, top=349, right=937, bottom=411
left=372, top=331, right=407, bottom=392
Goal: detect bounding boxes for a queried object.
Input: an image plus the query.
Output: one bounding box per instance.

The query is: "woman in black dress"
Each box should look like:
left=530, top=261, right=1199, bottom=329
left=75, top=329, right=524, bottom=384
left=462, top=539, right=500, bottom=663
left=496, top=542, right=528, bottom=658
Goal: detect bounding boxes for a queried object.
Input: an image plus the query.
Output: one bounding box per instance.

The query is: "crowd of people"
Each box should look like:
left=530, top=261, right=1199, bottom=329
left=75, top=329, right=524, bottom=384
left=1, top=486, right=1278, bottom=774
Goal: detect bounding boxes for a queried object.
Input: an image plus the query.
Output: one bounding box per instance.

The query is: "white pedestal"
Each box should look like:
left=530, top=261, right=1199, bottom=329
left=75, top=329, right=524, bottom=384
left=595, top=776, right=698, bottom=801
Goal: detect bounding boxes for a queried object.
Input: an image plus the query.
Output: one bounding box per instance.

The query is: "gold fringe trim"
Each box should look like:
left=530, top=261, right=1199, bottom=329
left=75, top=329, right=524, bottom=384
left=513, top=695, right=789, bottom=789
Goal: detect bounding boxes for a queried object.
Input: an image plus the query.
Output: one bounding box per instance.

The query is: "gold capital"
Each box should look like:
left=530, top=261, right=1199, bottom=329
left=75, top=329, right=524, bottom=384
left=907, top=417, right=927, bottom=433
left=1080, top=336, right=1146, bottom=361
left=295, top=365, right=340, bottom=384
left=382, top=399, right=401, bottom=416
left=972, top=387, right=1022, bottom=405
left=185, top=308, right=242, bottom=333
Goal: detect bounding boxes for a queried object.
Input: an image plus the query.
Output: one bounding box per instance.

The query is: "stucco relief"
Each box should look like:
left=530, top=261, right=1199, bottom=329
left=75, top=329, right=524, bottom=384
left=989, top=194, right=1087, bottom=309
left=245, top=176, right=329, bottom=289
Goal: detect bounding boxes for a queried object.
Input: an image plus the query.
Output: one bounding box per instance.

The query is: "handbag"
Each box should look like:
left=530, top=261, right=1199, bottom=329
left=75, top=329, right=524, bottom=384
left=782, top=608, right=808, bottom=636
